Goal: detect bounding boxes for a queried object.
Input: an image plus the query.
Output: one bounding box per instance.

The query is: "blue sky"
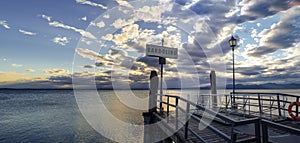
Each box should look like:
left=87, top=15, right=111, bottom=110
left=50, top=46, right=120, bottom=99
left=1, top=0, right=300, bottom=89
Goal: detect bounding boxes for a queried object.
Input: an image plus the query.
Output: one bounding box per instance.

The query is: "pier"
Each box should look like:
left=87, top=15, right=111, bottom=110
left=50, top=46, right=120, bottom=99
left=143, top=71, right=300, bottom=143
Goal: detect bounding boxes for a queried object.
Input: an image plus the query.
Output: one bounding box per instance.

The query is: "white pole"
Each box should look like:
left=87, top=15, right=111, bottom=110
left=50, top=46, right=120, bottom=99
left=149, top=71, right=158, bottom=112
left=210, top=70, right=217, bottom=107
left=159, top=39, right=164, bottom=112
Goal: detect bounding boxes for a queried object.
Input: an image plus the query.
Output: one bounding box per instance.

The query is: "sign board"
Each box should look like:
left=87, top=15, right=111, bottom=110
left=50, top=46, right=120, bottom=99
left=146, top=44, right=178, bottom=59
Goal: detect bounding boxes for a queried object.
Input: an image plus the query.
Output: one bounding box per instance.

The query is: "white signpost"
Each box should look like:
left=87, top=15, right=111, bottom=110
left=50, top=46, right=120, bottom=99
left=146, top=44, right=178, bottom=59
left=146, top=43, right=178, bottom=112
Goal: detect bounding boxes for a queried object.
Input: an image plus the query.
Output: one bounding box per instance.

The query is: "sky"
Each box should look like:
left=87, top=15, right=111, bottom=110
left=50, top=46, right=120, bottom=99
left=0, top=0, right=300, bottom=89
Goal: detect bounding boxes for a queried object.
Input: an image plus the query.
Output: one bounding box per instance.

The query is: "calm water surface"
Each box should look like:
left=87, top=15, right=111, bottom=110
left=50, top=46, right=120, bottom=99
left=0, top=89, right=299, bottom=143
left=0, top=90, right=116, bottom=143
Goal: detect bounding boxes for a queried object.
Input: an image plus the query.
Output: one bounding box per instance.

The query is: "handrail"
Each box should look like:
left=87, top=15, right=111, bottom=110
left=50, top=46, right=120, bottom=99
left=158, top=94, right=261, bottom=143
left=161, top=92, right=300, bottom=120
left=233, top=92, right=300, bottom=98
left=154, top=92, right=300, bottom=143
left=261, top=119, right=300, bottom=143
left=227, top=92, right=300, bottom=120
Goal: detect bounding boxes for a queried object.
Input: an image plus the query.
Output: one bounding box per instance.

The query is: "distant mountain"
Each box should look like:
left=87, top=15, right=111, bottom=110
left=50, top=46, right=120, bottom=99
left=226, top=83, right=300, bottom=89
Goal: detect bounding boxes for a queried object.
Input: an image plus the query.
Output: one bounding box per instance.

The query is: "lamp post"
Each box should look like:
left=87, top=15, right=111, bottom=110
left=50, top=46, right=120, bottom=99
left=229, top=35, right=237, bottom=108
left=159, top=38, right=166, bottom=113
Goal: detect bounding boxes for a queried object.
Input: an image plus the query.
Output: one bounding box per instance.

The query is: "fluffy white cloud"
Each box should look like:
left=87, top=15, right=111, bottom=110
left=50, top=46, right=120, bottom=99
left=133, top=5, right=164, bottom=23
left=53, top=36, right=69, bottom=46
left=11, top=64, right=23, bottom=67
left=26, top=69, right=35, bottom=73
left=19, top=29, right=37, bottom=36
left=166, top=26, right=177, bottom=32
left=0, top=20, right=10, bottom=29
left=41, top=14, right=51, bottom=22
left=44, top=69, right=70, bottom=75
left=257, top=23, right=261, bottom=27
left=103, top=14, right=110, bottom=19
left=81, top=16, right=87, bottom=21
left=75, top=0, right=107, bottom=9
left=116, top=0, right=133, bottom=8
left=112, top=18, right=134, bottom=29
left=76, top=48, right=114, bottom=65
left=112, top=24, right=139, bottom=45
left=49, top=21, right=96, bottom=39
left=101, top=34, right=113, bottom=41
left=91, top=21, right=105, bottom=28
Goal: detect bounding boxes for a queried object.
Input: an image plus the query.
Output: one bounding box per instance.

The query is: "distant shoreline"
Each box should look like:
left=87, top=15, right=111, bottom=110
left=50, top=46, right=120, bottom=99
left=0, top=87, right=299, bottom=90
left=1, top=83, right=299, bottom=90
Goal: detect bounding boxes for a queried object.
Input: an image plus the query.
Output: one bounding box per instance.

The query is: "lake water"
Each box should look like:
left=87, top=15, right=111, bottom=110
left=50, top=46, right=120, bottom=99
left=0, top=89, right=299, bottom=143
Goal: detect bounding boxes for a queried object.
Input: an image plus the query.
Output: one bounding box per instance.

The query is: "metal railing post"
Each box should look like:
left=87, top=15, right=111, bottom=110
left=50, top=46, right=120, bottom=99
left=261, top=121, right=268, bottom=143
left=167, top=96, right=170, bottom=123
left=258, top=94, right=262, bottom=116
left=231, top=93, right=233, bottom=109
left=249, top=97, right=251, bottom=116
left=225, top=95, right=228, bottom=109
left=296, top=97, right=299, bottom=117
left=231, top=124, right=237, bottom=143
left=270, top=96, right=272, bottom=120
left=185, top=102, right=190, bottom=140
left=277, top=94, right=281, bottom=117
left=255, top=119, right=261, bottom=143
left=175, top=97, right=179, bottom=130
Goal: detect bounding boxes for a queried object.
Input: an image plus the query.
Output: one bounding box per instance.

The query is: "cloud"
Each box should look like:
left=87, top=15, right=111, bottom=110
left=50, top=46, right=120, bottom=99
left=44, top=69, right=70, bottom=75
left=49, top=21, right=96, bottom=39
left=248, top=7, right=300, bottom=57
left=83, top=65, right=94, bottom=68
left=53, top=36, right=69, bottom=46
left=112, top=24, right=139, bottom=45
left=116, top=0, right=134, bottom=8
left=133, top=5, right=165, bottom=23
left=0, top=20, right=10, bottom=29
left=0, top=72, right=30, bottom=83
left=106, top=22, right=156, bottom=53
left=73, top=0, right=300, bottom=89
left=26, top=69, right=35, bottom=73
left=90, top=21, right=105, bottom=28
left=75, top=0, right=107, bottom=9
left=49, top=75, right=72, bottom=84
left=136, top=56, right=159, bottom=67
left=11, top=64, right=23, bottom=67
left=41, top=14, right=51, bottom=22
left=19, top=29, right=37, bottom=36
left=166, top=25, right=177, bottom=32
left=41, top=14, right=95, bottom=39
left=103, top=14, right=110, bottom=19
left=75, top=48, right=114, bottom=65
left=95, top=62, right=104, bottom=67
left=237, top=66, right=267, bottom=76
left=101, top=34, right=113, bottom=41
left=112, top=18, right=134, bottom=29
left=81, top=16, right=87, bottom=21
left=239, top=0, right=300, bottom=20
